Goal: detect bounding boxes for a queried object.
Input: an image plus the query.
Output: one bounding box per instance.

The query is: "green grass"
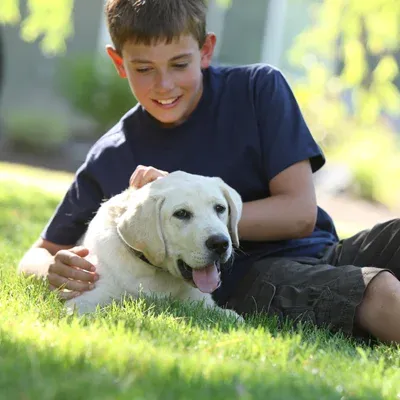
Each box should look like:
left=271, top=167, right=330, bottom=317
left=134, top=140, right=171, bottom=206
left=1, top=162, right=400, bottom=399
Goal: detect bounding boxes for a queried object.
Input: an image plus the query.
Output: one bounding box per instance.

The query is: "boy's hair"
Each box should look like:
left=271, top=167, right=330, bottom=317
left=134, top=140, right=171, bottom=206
left=105, top=0, right=208, bottom=54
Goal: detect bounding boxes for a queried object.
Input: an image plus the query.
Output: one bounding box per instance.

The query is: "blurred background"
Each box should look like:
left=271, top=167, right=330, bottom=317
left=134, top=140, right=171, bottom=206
left=0, top=0, right=399, bottom=235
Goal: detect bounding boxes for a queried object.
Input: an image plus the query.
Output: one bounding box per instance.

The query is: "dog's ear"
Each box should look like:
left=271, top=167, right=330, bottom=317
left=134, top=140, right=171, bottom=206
left=116, top=193, right=166, bottom=266
left=217, top=179, right=243, bottom=248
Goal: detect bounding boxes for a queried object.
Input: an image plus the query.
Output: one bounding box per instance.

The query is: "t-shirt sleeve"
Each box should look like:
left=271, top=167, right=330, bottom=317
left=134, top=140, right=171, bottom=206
left=41, top=161, right=104, bottom=245
left=255, top=66, right=325, bottom=182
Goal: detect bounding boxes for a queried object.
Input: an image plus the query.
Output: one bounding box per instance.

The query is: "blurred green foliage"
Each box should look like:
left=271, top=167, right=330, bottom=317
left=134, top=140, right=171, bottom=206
left=289, top=0, right=400, bottom=125
left=0, top=0, right=74, bottom=54
left=56, top=55, right=137, bottom=137
left=2, top=0, right=399, bottom=208
left=0, top=0, right=231, bottom=55
left=289, top=0, right=400, bottom=208
left=5, top=110, right=69, bottom=153
left=328, top=122, right=400, bottom=209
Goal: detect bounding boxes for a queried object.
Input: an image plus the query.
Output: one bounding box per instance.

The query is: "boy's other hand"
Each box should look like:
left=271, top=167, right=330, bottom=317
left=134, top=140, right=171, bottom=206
left=47, top=246, right=99, bottom=300
left=129, top=165, right=168, bottom=189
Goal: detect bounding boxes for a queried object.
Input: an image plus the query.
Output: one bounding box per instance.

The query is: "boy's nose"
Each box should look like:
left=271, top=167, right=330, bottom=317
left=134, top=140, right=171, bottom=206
left=155, top=72, right=174, bottom=92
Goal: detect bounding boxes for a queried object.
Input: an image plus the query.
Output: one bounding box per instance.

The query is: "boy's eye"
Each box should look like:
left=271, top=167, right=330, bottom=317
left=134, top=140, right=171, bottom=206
left=173, top=63, right=189, bottom=70
left=136, top=67, right=152, bottom=73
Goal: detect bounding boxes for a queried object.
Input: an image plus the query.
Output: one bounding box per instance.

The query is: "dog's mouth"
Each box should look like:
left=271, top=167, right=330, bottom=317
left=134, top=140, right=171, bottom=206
left=177, top=260, right=221, bottom=294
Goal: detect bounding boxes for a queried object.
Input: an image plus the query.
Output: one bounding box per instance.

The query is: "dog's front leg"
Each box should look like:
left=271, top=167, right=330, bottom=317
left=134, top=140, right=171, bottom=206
left=65, top=283, right=124, bottom=315
left=205, top=301, right=244, bottom=323
left=219, top=308, right=245, bottom=323
left=180, top=290, right=244, bottom=323
left=202, top=295, right=244, bottom=323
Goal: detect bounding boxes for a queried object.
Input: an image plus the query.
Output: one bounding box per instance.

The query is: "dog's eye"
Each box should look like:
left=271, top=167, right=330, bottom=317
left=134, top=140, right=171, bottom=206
left=173, top=209, right=192, bottom=220
left=215, top=204, right=226, bottom=214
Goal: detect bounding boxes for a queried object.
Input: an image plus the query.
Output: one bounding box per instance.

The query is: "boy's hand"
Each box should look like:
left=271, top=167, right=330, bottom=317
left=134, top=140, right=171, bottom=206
left=129, top=165, right=168, bottom=189
left=47, top=246, right=99, bottom=300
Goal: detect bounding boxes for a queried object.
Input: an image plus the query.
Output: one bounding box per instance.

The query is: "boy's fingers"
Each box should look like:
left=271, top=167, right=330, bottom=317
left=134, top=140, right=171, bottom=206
left=129, top=166, right=168, bottom=189
left=48, top=273, right=95, bottom=292
left=58, top=291, right=80, bottom=300
left=143, top=169, right=168, bottom=186
left=129, top=165, right=144, bottom=186
left=56, top=251, right=96, bottom=272
left=49, top=284, right=80, bottom=300
left=137, top=171, right=166, bottom=188
left=50, top=263, right=98, bottom=282
left=70, top=246, right=90, bottom=257
left=144, top=167, right=168, bottom=180
left=57, top=289, right=81, bottom=300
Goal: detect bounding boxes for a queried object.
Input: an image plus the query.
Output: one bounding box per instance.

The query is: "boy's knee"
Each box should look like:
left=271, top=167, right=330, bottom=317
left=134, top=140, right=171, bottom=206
left=364, top=271, right=398, bottom=302
left=356, top=271, right=399, bottom=325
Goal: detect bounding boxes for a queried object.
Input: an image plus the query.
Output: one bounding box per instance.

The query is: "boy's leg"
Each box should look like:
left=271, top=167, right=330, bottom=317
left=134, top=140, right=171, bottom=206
left=327, top=219, right=400, bottom=273
left=226, top=218, right=400, bottom=343
left=225, top=258, right=399, bottom=343
left=328, top=218, right=400, bottom=343
left=226, top=256, right=388, bottom=336
left=354, top=271, right=400, bottom=343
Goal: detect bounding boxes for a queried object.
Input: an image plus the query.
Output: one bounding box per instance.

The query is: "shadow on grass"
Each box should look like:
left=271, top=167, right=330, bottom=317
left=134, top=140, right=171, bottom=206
left=23, top=276, right=375, bottom=354
left=0, top=328, right=385, bottom=400
left=87, top=293, right=371, bottom=346
left=1, top=272, right=392, bottom=399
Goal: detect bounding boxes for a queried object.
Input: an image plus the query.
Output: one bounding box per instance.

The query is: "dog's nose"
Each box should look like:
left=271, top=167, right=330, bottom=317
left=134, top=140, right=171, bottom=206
left=205, top=235, right=229, bottom=256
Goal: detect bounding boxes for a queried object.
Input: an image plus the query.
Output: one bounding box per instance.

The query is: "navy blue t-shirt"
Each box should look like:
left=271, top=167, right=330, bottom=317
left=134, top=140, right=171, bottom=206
left=42, top=64, right=339, bottom=304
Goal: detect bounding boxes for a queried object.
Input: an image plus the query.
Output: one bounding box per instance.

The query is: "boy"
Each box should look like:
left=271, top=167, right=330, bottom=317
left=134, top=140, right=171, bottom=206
left=19, top=0, right=400, bottom=343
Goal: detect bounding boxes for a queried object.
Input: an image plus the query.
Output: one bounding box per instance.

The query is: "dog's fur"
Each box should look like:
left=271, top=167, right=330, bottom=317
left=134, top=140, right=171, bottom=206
left=65, top=171, right=243, bottom=321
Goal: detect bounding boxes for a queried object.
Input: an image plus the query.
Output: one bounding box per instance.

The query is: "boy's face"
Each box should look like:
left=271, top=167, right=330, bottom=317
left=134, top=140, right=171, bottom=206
left=107, top=34, right=216, bottom=127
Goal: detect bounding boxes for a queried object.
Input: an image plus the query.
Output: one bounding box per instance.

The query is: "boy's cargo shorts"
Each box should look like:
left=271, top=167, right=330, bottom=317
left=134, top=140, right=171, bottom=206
left=225, top=219, right=400, bottom=337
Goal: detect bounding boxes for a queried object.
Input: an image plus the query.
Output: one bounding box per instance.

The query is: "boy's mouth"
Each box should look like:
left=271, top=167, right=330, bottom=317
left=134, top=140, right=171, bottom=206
left=152, top=96, right=182, bottom=108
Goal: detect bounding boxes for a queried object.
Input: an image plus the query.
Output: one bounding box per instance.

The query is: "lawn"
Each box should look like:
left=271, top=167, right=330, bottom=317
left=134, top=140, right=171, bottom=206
left=0, top=161, right=399, bottom=399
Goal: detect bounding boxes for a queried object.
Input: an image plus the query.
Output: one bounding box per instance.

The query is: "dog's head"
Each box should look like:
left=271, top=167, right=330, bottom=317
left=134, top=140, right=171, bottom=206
left=116, top=171, right=243, bottom=293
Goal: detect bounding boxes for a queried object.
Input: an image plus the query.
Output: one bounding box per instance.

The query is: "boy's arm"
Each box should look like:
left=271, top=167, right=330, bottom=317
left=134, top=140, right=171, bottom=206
left=17, top=238, right=74, bottom=278
left=238, top=159, right=317, bottom=241
left=18, top=156, right=104, bottom=296
left=18, top=238, right=98, bottom=300
left=238, top=66, right=325, bottom=242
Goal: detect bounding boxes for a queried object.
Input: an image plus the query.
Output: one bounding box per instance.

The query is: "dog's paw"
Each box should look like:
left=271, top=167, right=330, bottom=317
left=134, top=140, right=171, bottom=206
left=64, top=298, right=95, bottom=316
left=64, top=300, right=78, bottom=316
left=222, top=308, right=245, bottom=324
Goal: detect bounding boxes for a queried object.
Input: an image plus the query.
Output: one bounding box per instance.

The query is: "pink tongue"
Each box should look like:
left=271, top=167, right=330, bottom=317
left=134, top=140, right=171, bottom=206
left=192, top=263, right=220, bottom=293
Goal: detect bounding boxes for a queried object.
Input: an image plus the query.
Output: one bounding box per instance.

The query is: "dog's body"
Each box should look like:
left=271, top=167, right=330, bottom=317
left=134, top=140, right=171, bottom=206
left=65, top=171, right=243, bottom=321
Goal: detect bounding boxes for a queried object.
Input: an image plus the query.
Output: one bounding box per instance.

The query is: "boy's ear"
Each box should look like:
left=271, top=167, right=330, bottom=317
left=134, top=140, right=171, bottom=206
left=106, top=45, right=127, bottom=78
left=200, top=33, right=217, bottom=69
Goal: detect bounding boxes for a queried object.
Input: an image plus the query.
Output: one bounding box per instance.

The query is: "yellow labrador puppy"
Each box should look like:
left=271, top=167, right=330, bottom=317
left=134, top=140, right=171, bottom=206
left=66, top=171, right=243, bottom=321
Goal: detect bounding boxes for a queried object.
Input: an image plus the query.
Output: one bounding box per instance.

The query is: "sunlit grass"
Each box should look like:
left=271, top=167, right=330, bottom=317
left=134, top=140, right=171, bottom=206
left=1, top=162, right=399, bottom=399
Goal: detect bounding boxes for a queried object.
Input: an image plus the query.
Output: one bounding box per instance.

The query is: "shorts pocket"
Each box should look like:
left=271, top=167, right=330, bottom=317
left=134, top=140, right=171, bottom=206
left=283, top=307, right=317, bottom=326
left=272, top=284, right=333, bottom=328
left=228, top=277, right=276, bottom=317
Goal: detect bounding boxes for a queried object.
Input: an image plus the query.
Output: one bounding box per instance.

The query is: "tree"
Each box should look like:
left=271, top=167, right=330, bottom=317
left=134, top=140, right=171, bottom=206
left=288, top=0, right=400, bottom=208
left=289, top=0, right=400, bottom=127
left=0, top=0, right=232, bottom=55
left=0, top=0, right=74, bottom=54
